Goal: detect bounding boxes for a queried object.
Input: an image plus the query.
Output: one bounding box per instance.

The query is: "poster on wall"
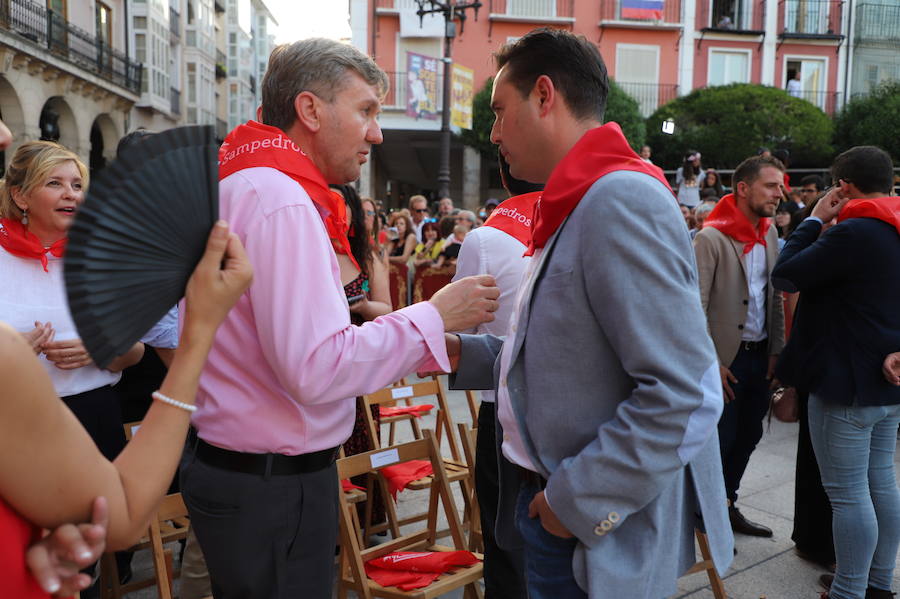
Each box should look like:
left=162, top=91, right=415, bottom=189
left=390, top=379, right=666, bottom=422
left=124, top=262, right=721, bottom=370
left=406, top=52, right=439, bottom=120
left=451, top=63, right=474, bottom=129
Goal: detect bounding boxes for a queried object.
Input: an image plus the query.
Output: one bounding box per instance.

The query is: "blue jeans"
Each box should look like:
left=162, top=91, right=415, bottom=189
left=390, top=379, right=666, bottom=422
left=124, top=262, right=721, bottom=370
left=808, top=394, right=900, bottom=599
left=515, top=481, right=587, bottom=599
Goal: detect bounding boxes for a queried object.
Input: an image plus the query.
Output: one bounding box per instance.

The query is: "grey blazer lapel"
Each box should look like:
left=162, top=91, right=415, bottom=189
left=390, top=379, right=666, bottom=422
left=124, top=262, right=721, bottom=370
left=507, top=218, right=569, bottom=371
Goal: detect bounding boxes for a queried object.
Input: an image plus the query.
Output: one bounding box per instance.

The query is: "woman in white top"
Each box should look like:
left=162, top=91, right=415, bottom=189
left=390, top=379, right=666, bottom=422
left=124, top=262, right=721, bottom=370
left=674, top=150, right=704, bottom=209
left=0, top=141, right=144, bottom=461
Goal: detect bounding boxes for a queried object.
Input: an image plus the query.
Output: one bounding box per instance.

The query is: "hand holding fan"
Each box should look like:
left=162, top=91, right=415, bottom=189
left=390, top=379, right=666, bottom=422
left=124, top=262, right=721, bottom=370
left=65, top=125, right=219, bottom=368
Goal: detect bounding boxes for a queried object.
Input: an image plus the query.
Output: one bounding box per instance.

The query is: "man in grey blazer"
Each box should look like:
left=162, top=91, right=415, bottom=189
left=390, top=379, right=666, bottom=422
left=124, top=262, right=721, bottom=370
left=447, top=28, right=733, bottom=599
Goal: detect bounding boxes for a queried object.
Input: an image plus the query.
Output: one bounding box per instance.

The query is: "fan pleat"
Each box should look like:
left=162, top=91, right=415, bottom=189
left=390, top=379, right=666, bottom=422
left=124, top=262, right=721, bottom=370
left=65, top=125, right=218, bottom=368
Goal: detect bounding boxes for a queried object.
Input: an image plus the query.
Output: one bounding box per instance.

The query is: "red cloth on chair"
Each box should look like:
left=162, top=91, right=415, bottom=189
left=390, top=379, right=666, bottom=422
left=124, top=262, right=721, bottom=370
left=380, top=460, right=433, bottom=499
left=341, top=479, right=365, bottom=492
left=379, top=404, right=433, bottom=418
left=364, top=551, right=480, bottom=590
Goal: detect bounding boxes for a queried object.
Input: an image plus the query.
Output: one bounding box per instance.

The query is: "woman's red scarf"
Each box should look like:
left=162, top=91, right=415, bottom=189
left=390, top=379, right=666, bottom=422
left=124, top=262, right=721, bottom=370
left=703, top=193, right=771, bottom=254
left=218, top=120, right=359, bottom=269
left=837, top=197, right=900, bottom=235
left=526, top=122, right=671, bottom=255
left=0, top=218, right=65, bottom=273
left=484, top=191, right=540, bottom=247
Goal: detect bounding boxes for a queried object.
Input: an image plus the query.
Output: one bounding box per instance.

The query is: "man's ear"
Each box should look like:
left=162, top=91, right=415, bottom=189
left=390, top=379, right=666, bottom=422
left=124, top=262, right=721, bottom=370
left=293, top=91, right=322, bottom=133
left=837, top=179, right=853, bottom=198
left=533, top=75, right=556, bottom=117
left=735, top=180, right=749, bottom=199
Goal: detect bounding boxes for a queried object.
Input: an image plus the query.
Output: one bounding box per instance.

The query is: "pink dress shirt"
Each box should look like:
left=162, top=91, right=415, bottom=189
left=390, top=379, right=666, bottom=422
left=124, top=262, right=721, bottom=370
left=190, top=167, right=449, bottom=454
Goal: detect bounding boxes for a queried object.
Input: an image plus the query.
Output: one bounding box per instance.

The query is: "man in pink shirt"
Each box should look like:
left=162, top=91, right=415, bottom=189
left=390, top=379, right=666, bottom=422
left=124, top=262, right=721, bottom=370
left=180, top=38, right=498, bottom=599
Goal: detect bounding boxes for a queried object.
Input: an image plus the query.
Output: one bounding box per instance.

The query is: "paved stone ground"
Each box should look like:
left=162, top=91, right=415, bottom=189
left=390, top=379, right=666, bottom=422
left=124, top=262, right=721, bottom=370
left=119, top=376, right=900, bottom=598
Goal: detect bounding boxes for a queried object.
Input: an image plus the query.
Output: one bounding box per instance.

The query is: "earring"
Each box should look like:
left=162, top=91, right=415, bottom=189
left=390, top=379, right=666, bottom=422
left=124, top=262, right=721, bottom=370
left=21, top=208, right=28, bottom=225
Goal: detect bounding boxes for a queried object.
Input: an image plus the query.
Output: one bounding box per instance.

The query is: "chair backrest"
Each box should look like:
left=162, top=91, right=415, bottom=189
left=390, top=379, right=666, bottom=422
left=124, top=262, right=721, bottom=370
left=123, top=421, right=142, bottom=441
left=147, top=493, right=190, bottom=599
left=412, top=264, right=454, bottom=303
left=388, top=262, right=408, bottom=309
left=361, top=378, right=462, bottom=461
left=335, top=430, right=473, bottom=598
left=456, top=423, right=482, bottom=553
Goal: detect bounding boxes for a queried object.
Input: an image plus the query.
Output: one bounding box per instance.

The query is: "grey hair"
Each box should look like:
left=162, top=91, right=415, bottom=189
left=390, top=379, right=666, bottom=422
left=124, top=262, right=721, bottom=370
left=693, top=201, right=717, bottom=218
left=261, top=38, right=388, bottom=132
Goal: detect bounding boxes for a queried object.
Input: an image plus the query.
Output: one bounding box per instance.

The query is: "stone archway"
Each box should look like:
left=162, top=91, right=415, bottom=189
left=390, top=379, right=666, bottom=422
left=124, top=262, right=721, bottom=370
left=89, top=113, right=119, bottom=173
left=0, top=75, right=25, bottom=174
left=39, top=96, right=78, bottom=153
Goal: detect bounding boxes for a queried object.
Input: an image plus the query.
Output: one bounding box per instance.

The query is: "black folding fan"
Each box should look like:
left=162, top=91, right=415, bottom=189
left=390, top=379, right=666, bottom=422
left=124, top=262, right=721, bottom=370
left=65, top=125, right=218, bottom=368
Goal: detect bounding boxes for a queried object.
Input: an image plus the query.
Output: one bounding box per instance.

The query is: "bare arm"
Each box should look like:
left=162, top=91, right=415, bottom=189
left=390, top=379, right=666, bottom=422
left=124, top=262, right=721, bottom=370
left=350, top=253, right=393, bottom=321
left=0, top=222, right=252, bottom=550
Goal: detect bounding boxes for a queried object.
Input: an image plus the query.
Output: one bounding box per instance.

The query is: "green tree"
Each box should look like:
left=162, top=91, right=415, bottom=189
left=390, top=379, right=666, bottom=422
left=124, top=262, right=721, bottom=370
left=458, top=77, right=495, bottom=157
left=605, top=79, right=646, bottom=151
left=645, top=84, right=834, bottom=170
left=834, top=80, right=900, bottom=163
left=459, top=77, right=647, bottom=156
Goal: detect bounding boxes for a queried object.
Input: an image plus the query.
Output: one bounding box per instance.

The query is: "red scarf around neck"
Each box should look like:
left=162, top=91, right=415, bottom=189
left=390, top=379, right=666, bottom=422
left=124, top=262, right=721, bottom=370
left=218, top=120, right=359, bottom=270
left=703, top=193, right=771, bottom=254
left=837, top=197, right=900, bottom=235
left=483, top=191, right=540, bottom=247
left=527, top=122, right=672, bottom=255
left=0, top=218, right=65, bottom=273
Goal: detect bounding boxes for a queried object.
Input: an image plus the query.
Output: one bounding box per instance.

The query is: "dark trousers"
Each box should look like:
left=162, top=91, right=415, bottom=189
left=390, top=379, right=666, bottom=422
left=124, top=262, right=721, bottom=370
left=180, top=445, right=339, bottom=599
left=791, top=390, right=835, bottom=564
left=718, top=344, right=771, bottom=504
left=476, top=402, right=526, bottom=599
left=515, top=480, right=586, bottom=599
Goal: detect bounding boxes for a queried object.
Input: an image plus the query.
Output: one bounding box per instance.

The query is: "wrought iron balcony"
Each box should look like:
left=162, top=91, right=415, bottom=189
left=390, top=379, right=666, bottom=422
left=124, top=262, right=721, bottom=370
left=600, top=0, right=682, bottom=24
left=489, top=0, right=574, bottom=20
left=0, top=0, right=142, bottom=94
left=698, top=0, right=765, bottom=32
left=616, top=81, right=678, bottom=117
left=855, top=3, right=900, bottom=45
left=780, top=0, right=842, bottom=37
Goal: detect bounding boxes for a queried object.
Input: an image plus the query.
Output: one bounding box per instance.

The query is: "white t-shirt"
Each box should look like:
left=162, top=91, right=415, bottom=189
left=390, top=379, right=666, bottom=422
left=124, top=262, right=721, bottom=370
left=0, top=247, right=121, bottom=397
left=452, top=226, right=530, bottom=403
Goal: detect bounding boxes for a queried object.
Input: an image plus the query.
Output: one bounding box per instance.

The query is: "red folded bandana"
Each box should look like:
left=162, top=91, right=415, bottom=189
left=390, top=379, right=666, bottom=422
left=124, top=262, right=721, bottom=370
left=364, top=551, right=480, bottom=590
left=379, top=404, right=434, bottom=418
left=380, top=460, right=433, bottom=499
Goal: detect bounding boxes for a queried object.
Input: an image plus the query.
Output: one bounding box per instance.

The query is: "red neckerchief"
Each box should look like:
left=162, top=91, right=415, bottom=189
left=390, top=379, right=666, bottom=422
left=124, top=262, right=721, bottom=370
left=837, top=197, right=900, bottom=235
left=0, top=218, right=65, bottom=273
left=483, top=191, right=540, bottom=247
left=703, top=193, right=771, bottom=254
left=218, top=120, right=359, bottom=269
left=526, top=122, right=671, bottom=255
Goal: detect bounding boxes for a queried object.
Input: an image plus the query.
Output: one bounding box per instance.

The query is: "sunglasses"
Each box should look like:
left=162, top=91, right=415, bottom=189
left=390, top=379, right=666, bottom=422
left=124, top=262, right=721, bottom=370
left=415, top=208, right=429, bottom=213
left=365, top=210, right=376, bottom=216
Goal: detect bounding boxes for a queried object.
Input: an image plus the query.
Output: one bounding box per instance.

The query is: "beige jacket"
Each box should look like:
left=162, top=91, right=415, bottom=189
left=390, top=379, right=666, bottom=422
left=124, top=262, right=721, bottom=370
left=693, top=224, right=785, bottom=366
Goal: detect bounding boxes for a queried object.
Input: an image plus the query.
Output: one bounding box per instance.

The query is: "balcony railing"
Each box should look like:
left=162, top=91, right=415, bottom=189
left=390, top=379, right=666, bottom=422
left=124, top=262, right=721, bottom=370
left=698, top=0, right=765, bottom=31
left=489, top=0, right=575, bottom=19
left=617, top=82, right=678, bottom=117
left=170, top=7, right=181, bottom=40
left=170, top=86, right=181, bottom=115
left=383, top=71, right=445, bottom=112
left=780, top=0, right=842, bottom=36
left=856, top=3, right=900, bottom=44
left=600, top=0, right=682, bottom=23
left=0, top=0, right=142, bottom=94
left=792, top=89, right=843, bottom=114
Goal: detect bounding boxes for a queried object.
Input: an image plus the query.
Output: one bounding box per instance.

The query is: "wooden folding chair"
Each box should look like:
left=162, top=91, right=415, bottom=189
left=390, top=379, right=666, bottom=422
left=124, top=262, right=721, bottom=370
left=123, top=421, right=142, bottom=441
left=464, top=391, right=480, bottom=428
left=457, top=423, right=482, bottom=553
left=335, top=430, right=484, bottom=599
left=100, top=493, right=190, bottom=599
left=682, top=529, right=728, bottom=599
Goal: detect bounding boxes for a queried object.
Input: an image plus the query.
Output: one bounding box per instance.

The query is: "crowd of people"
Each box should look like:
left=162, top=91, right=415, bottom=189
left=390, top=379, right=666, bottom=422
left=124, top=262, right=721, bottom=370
left=0, top=26, right=898, bottom=599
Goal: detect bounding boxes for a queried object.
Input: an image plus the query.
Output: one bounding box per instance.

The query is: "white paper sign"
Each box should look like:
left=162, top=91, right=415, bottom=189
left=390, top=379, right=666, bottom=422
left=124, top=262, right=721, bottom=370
left=391, top=386, right=414, bottom=399
left=370, top=448, right=400, bottom=469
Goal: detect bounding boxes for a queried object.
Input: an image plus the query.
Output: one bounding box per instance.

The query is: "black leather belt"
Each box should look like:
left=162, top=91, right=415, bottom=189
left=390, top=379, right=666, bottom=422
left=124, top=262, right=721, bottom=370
left=513, top=464, right=547, bottom=490
left=188, top=428, right=337, bottom=476
left=739, top=339, right=767, bottom=352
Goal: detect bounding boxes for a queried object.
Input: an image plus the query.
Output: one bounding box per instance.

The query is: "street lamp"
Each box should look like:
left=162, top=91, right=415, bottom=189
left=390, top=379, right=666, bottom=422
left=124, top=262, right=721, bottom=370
left=413, top=0, right=482, bottom=200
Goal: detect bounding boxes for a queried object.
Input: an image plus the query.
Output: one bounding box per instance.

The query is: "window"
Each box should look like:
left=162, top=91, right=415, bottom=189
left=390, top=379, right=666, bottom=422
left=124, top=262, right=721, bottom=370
left=188, top=62, right=197, bottom=102
left=708, top=49, right=750, bottom=85
left=506, top=0, right=556, bottom=17
left=615, top=44, right=660, bottom=117
left=135, top=33, right=146, bottom=62
left=785, top=57, right=827, bottom=108
left=134, top=16, right=147, bottom=29
left=96, top=2, right=112, bottom=47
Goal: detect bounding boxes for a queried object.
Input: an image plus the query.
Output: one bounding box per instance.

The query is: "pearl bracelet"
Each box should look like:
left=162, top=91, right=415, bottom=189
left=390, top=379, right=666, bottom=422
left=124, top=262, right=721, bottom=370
left=152, top=391, right=197, bottom=413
